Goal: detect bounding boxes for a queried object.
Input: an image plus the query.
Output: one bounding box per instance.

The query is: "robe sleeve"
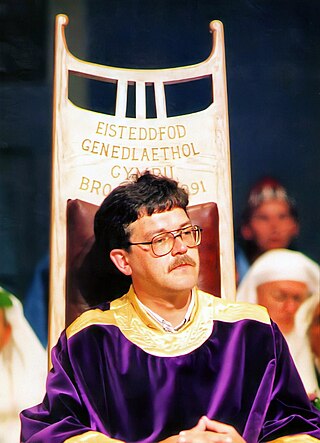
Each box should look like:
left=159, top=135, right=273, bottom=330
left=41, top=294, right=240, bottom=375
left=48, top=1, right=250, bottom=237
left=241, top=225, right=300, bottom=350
left=258, top=322, right=320, bottom=442
left=20, top=332, right=124, bottom=443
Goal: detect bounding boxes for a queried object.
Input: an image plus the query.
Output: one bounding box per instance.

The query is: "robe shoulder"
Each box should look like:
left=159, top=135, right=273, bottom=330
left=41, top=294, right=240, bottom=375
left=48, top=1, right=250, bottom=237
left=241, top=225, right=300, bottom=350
left=66, top=289, right=271, bottom=342
left=206, top=290, right=271, bottom=325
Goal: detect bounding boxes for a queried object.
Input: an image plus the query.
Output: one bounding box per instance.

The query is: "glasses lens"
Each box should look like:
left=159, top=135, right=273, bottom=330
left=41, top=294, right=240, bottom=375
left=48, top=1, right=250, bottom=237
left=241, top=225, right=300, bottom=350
left=152, top=232, right=174, bottom=256
left=181, top=226, right=201, bottom=247
left=151, top=226, right=202, bottom=256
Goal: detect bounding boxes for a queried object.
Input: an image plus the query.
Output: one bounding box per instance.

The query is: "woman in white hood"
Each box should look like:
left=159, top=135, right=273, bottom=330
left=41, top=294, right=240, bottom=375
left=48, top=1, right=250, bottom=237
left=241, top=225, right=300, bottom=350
left=0, top=287, right=47, bottom=443
left=237, top=248, right=320, bottom=396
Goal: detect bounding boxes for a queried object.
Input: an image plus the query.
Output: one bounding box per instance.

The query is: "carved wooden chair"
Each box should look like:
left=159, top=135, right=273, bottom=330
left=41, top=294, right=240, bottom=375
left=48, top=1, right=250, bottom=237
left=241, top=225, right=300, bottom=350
left=49, top=14, right=235, bottom=349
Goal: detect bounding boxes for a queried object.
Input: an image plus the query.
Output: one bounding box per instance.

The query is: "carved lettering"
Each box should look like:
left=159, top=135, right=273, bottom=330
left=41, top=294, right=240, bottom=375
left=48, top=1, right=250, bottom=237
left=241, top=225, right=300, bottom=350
left=81, top=139, right=199, bottom=162
left=79, top=173, right=206, bottom=198
left=94, top=122, right=187, bottom=141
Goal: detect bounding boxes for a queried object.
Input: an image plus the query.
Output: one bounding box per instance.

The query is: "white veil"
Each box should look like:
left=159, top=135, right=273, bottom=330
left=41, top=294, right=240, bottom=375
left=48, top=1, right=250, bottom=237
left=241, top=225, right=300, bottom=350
left=0, top=292, right=47, bottom=443
left=236, top=249, right=320, bottom=395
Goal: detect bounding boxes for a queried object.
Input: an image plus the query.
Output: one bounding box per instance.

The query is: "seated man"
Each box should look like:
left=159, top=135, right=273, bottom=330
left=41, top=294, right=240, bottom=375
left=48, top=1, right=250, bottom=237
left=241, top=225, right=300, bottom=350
left=21, top=172, right=320, bottom=443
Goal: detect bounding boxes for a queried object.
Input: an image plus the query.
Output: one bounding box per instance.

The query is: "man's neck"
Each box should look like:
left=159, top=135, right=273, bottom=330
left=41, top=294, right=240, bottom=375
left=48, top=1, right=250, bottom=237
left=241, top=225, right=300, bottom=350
left=134, top=288, right=193, bottom=328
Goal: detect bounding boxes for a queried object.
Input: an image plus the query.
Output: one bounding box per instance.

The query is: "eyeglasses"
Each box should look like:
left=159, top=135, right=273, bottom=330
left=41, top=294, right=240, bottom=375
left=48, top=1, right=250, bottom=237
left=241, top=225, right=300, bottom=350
left=128, top=225, right=202, bottom=257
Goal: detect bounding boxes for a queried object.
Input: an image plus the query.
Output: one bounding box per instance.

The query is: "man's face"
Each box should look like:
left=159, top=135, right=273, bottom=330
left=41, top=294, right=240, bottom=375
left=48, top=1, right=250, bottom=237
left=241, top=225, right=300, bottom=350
left=241, top=200, right=299, bottom=253
left=257, top=280, right=309, bottom=334
left=113, top=207, right=200, bottom=300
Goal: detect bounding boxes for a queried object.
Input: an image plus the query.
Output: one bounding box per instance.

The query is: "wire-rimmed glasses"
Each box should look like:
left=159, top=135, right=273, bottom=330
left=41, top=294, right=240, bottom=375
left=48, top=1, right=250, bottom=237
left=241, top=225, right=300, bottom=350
left=128, top=225, right=202, bottom=257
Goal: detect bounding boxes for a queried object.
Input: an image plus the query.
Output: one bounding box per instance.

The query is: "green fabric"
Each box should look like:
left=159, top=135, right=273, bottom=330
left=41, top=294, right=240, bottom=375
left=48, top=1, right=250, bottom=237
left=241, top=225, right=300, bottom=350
left=0, top=287, right=13, bottom=308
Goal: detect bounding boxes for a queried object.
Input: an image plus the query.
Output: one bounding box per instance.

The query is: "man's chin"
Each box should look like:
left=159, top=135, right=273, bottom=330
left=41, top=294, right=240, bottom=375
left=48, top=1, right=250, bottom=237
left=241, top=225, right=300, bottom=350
left=170, top=273, right=198, bottom=291
left=265, top=239, right=286, bottom=249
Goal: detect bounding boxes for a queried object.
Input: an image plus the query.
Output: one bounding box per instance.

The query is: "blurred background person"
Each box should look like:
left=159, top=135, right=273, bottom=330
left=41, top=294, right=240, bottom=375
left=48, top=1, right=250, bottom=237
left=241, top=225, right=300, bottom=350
left=309, top=302, right=320, bottom=387
left=0, top=286, right=47, bottom=443
left=24, top=254, right=49, bottom=347
left=295, top=298, right=320, bottom=409
left=235, top=177, right=299, bottom=284
left=236, top=248, right=320, bottom=396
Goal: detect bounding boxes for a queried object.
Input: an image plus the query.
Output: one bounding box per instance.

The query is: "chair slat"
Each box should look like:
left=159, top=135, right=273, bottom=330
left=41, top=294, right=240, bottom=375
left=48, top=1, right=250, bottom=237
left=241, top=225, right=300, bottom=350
left=136, top=81, right=146, bottom=119
left=115, top=80, right=128, bottom=117
left=154, top=81, right=167, bottom=118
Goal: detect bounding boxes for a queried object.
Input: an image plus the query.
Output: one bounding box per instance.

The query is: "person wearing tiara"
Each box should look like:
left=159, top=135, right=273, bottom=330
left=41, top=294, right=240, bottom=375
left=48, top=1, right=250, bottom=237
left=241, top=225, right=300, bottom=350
left=235, top=177, right=299, bottom=284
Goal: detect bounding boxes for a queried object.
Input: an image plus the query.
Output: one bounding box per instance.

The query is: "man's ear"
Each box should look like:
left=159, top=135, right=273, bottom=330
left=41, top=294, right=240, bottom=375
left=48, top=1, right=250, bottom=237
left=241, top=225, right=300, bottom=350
left=110, top=249, right=132, bottom=276
left=241, top=224, right=254, bottom=241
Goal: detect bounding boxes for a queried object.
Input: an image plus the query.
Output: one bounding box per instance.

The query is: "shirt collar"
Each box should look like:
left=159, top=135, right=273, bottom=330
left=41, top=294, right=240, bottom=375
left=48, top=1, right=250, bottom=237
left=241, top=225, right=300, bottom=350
left=136, top=290, right=195, bottom=332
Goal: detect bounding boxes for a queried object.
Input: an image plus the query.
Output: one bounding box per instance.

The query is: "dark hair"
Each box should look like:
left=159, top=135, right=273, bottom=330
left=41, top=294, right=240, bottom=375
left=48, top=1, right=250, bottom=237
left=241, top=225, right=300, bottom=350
left=94, top=171, right=189, bottom=254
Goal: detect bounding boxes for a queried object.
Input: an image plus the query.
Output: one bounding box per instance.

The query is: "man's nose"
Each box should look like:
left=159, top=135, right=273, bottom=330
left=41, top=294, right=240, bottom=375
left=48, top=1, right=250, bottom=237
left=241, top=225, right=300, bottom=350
left=285, top=298, right=300, bottom=315
left=171, top=234, right=188, bottom=255
left=269, top=216, right=280, bottom=229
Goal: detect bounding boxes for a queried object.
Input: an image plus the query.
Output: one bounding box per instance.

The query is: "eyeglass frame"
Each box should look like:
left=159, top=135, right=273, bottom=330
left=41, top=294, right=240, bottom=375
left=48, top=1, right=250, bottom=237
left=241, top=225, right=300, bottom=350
left=127, top=224, right=202, bottom=257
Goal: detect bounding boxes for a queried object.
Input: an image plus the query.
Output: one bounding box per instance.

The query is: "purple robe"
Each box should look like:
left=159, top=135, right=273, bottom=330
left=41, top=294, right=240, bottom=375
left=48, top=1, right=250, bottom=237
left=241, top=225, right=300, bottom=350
left=20, top=287, right=320, bottom=443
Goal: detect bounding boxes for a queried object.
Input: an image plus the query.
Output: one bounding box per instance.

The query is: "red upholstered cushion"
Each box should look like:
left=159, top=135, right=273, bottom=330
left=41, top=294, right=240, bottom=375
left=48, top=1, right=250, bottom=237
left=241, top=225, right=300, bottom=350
left=66, top=199, right=220, bottom=327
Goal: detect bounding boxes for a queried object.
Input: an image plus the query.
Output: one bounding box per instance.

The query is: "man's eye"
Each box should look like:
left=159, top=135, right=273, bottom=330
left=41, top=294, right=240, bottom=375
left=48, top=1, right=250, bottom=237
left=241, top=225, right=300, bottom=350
left=182, top=229, right=193, bottom=238
left=253, top=215, right=268, bottom=222
left=153, top=235, right=169, bottom=245
left=292, top=296, right=304, bottom=303
left=278, top=214, right=290, bottom=221
left=272, top=294, right=286, bottom=302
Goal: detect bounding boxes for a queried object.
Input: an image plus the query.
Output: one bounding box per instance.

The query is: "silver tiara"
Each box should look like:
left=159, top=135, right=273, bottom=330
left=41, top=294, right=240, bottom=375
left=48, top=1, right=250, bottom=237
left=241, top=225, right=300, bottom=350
left=248, top=186, right=289, bottom=207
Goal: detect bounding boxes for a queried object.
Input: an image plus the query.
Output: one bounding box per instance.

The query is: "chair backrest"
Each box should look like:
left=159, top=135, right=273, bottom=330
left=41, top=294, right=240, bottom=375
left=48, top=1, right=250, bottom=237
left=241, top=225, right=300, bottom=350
left=66, top=199, right=220, bottom=327
left=49, top=14, right=235, bottom=349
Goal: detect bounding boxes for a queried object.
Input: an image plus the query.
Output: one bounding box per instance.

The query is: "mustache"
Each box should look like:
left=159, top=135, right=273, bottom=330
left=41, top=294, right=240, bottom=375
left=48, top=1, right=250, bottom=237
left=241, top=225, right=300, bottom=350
left=168, top=255, right=197, bottom=272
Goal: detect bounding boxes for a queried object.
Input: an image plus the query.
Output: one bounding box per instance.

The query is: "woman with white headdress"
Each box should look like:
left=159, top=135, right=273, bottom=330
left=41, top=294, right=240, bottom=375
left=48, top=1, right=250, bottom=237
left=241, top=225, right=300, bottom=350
left=0, top=286, right=47, bottom=443
left=236, top=248, right=320, bottom=396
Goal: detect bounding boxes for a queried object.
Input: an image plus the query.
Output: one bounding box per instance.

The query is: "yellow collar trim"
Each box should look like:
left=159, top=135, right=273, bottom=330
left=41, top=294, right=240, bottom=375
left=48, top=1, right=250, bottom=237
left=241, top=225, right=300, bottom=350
left=64, top=430, right=123, bottom=442
left=267, top=436, right=320, bottom=443
left=66, top=287, right=270, bottom=357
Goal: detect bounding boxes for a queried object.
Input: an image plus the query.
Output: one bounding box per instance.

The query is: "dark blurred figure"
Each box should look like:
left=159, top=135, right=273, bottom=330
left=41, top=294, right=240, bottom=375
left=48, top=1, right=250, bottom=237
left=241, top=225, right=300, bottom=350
left=23, top=254, right=49, bottom=347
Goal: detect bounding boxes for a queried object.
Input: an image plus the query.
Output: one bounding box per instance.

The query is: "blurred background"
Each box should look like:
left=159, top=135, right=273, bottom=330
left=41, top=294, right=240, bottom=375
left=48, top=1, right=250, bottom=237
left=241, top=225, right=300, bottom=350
left=1, top=0, right=319, bottom=301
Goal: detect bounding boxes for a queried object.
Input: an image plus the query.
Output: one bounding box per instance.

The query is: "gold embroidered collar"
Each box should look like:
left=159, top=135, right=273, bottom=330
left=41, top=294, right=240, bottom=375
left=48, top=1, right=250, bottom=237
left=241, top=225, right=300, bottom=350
left=67, top=286, right=270, bottom=357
